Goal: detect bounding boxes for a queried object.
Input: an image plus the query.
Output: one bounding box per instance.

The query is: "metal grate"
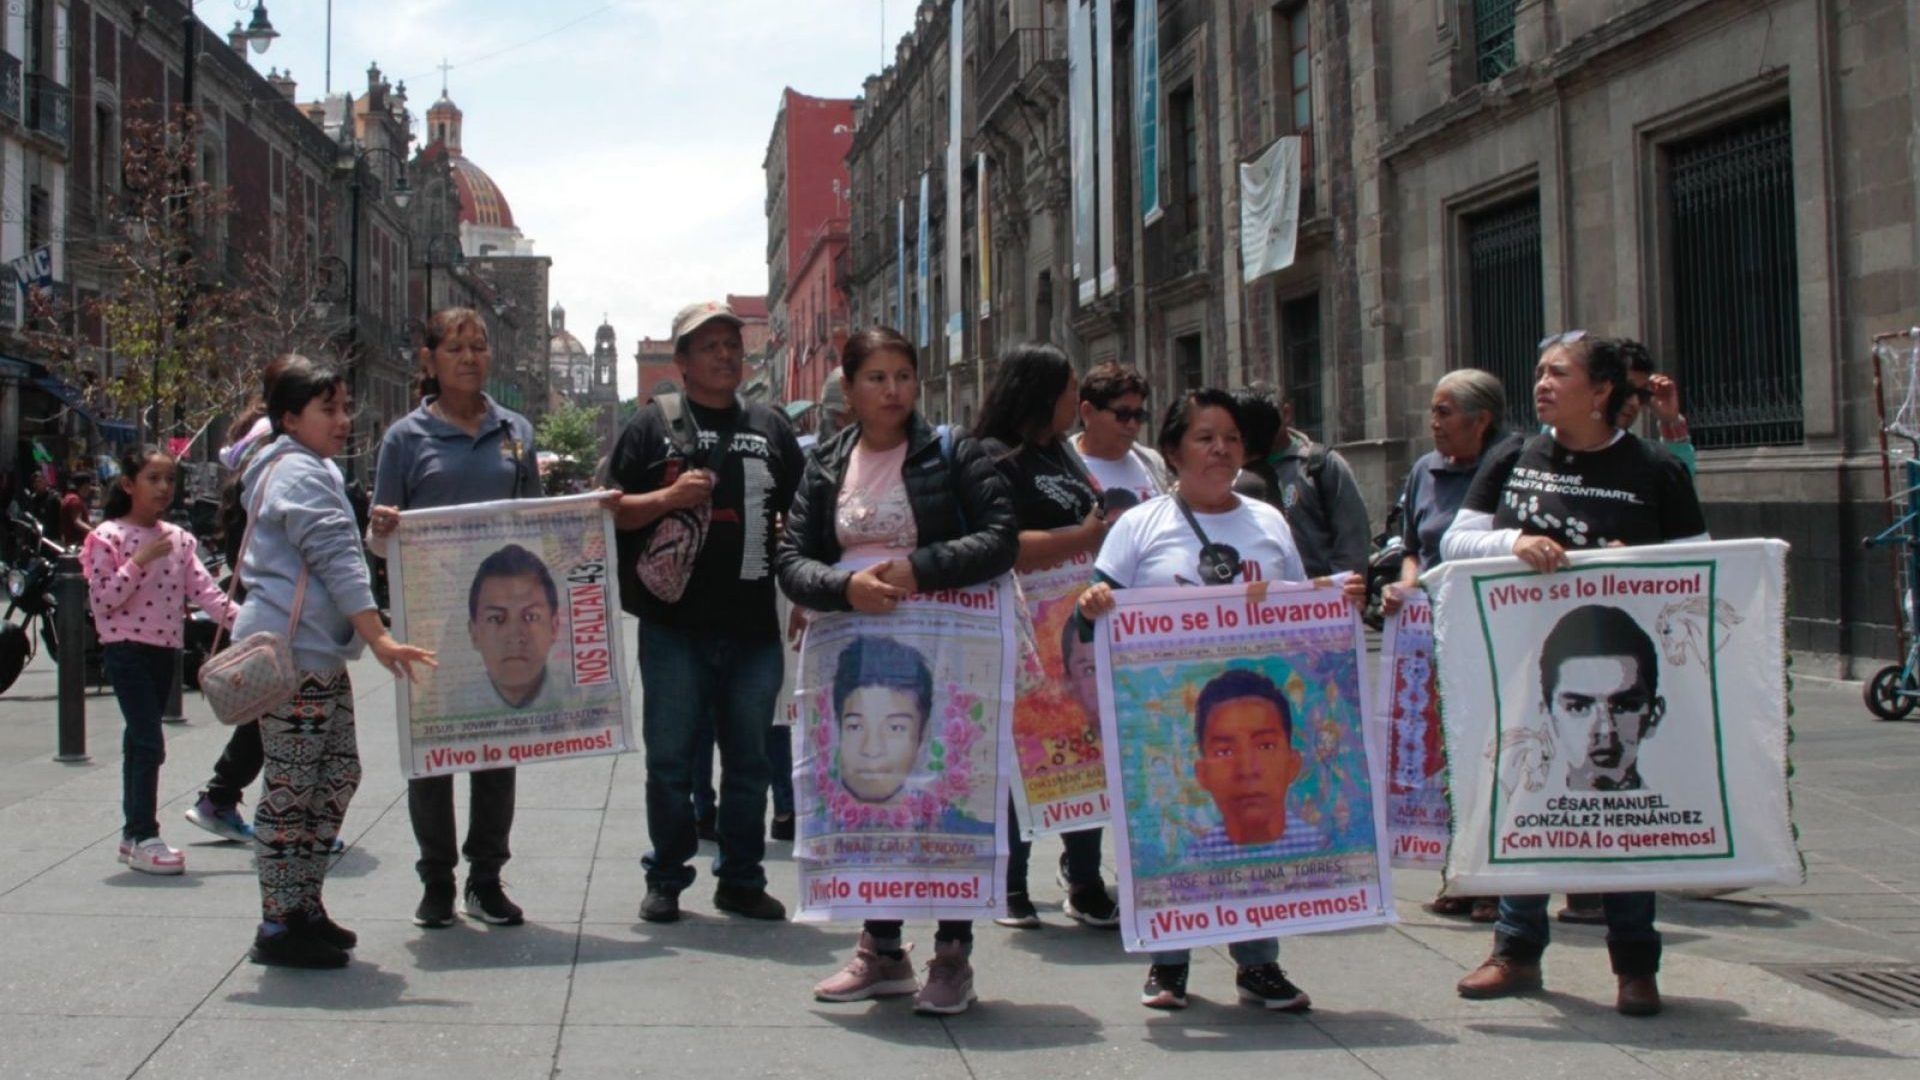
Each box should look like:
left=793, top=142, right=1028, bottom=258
left=1475, top=0, right=1518, bottom=81
left=1668, top=107, right=1803, bottom=450
left=1465, top=195, right=1546, bottom=434
left=1767, top=965, right=1920, bottom=1017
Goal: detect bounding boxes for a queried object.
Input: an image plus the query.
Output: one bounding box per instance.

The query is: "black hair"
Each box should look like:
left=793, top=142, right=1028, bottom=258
left=1155, top=388, right=1243, bottom=466
left=419, top=307, right=491, bottom=400
left=467, top=543, right=560, bottom=621
left=1538, top=604, right=1660, bottom=703
left=102, top=445, right=173, bottom=521
left=840, top=325, right=919, bottom=382
left=1553, top=336, right=1636, bottom=426
left=1079, top=362, right=1150, bottom=409
left=226, top=354, right=299, bottom=446
left=832, top=635, right=934, bottom=736
left=1232, top=383, right=1285, bottom=460
left=1620, top=339, right=1656, bottom=378
left=68, top=471, right=97, bottom=491
left=975, top=342, right=1075, bottom=449
left=265, top=355, right=349, bottom=435
left=1194, top=667, right=1294, bottom=744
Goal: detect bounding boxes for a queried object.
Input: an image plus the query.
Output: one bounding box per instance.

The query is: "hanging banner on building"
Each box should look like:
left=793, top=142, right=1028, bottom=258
left=977, top=151, right=992, bottom=319
left=389, top=493, right=633, bottom=779
left=792, top=577, right=1016, bottom=923
left=1378, top=590, right=1448, bottom=869
left=1097, top=581, right=1394, bottom=953
left=916, top=171, right=932, bottom=348
left=1428, top=540, right=1803, bottom=895
left=1240, top=135, right=1302, bottom=283
left=1068, top=0, right=1097, bottom=304
left=1010, top=552, right=1109, bottom=838
left=945, top=0, right=966, bottom=363
left=896, top=196, right=909, bottom=330
left=1094, top=0, right=1118, bottom=295
left=1136, top=0, right=1162, bottom=226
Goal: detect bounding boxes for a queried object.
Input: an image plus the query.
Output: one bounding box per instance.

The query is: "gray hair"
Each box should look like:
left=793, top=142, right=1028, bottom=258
left=1435, top=369, right=1506, bottom=450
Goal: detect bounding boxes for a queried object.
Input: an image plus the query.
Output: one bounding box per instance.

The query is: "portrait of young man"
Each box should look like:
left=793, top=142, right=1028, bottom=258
left=1536, top=604, right=1667, bottom=793
left=466, top=544, right=564, bottom=711
left=1186, top=667, right=1328, bottom=861
left=832, top=636, right=935, bottom=805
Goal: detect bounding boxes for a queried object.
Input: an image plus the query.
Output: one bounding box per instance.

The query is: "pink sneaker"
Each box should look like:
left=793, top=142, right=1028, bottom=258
left=124, top=837, right=185, bottom=875
left=814, top=934, right=918, bottom=1002
left=912, top=940, right=976, bottom=1015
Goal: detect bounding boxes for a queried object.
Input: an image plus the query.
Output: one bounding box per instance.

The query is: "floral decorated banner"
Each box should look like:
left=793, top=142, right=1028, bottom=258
left=792, top=577, right=1015, bottom=922
left=1378, top=591, right=1448, bottom=869
left=1010, top=551, right=1110, bottom=838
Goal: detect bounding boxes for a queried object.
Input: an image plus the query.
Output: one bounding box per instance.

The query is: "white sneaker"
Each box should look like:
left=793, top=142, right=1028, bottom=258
left=125, top=837, right=186, bottom=875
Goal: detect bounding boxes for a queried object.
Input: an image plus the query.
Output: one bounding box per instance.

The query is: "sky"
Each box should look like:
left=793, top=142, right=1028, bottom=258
left=237, top=0, right=924, bottom=401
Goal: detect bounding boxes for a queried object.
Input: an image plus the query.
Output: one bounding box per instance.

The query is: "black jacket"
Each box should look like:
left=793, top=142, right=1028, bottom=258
left=776, top=415, right=1017, bottom=612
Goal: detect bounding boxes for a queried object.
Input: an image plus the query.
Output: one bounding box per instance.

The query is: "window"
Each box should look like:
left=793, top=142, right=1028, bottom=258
left=1035, top=269, right=1053, bottom=341
left=1169, top=85, right=1199, bottom=236
left=1274, top=4, right=1313, bottom=213
left=1177, top=333, right=1204, bottom=390
left=28, top=185, right=49, bottom=252
left=1666, top=107, right=1802, bottom=448
left=1463, top=194, right=1545, bottom=433
left=93, top=104, right=117, bottom=208
left=1474, top=0, right=1518, bottom=81
left=1280, top=293, right=1323, bottom=440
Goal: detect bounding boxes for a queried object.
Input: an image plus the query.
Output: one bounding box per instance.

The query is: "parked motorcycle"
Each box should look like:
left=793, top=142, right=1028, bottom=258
left=0, top=515, right=105, bottom=694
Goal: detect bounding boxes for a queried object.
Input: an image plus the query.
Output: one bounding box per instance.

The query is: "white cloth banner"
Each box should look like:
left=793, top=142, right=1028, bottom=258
left=1239, top=135, right=1302, bottom=283
left=792, top=579, right=1016, bottom=923
left=1097, top=581, right=1394, bottom=953
left=1378, top=591, right=1448, bottom=869
left=1428, top=539, right=1803, bottom=895
left=389, top=494, right=634, bottom=779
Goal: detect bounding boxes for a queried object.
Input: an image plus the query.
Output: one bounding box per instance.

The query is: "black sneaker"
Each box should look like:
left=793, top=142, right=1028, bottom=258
left=464, top=880, right=526, bottom=926
left=714, top=883, right=787, bottom=920
left=994, top=891, right=1041, bottom=929
left=251, top=926, right=349, bottom=969
left=293, top=904, right=357, bottom=950
left=413, top=880, right=457, bottom=929
left=1141, top=964, right=1190, bottom=1009
left=1236, top=963, right=1311, bottom=1011
left=1064, top=883, right=1121, bottom=929
left=695, top=813, right=719, bottom=843
left=639, top=885, right=682, bottom=923
left=770, top=813, right=795, bottom=842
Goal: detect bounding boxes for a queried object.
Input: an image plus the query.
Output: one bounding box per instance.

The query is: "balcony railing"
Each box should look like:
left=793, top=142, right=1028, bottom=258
left=0, top=52, right=22, bottom=125
left=26, top=73, right=69, bottom=146
left=978, top=26, right=1065, bottom=126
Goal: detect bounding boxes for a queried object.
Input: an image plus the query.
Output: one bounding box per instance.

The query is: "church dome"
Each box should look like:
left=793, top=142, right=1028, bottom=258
left=421, top=91, right=517, bottom=233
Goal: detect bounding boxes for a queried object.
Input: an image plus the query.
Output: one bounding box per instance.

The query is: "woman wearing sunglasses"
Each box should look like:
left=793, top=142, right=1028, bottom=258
left=1077, top=388, right=1364, bottom=1012
left=1440, top=334, right=1708, bottom=1017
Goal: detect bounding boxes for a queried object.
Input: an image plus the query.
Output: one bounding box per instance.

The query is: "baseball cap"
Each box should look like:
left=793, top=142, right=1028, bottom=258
left=670, top=301, right=744, bottom=347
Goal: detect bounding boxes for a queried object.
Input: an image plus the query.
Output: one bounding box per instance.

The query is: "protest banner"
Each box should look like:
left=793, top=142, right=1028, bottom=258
left=1379, top=590, right=1448, bottom=870
left=1096, top=580, right=1393, bottom=953
left=1427, top=539, right=1802, bottom=895
left=792, top=578, right=1015, bottom=923
left=389, top=493, right=633, bottom=779
left=1010, top=551, right=1110, bottom=838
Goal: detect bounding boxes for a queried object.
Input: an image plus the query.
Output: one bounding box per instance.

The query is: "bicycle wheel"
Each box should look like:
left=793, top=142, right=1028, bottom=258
left=1864, top=665, right=1917, bottom=720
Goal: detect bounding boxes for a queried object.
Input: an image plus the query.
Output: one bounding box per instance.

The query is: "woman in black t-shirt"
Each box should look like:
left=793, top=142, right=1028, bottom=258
left=973, top=344, right=1115, bottom=933
left=1442, top=334, right=1707, bottom=1018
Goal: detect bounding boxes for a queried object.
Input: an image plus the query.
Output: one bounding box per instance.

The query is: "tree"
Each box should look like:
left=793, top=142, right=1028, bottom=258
left=536, top=401, right=603, bottom=493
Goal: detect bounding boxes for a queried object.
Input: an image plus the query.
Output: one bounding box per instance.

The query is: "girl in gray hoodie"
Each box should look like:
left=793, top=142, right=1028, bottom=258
left=234, top=356, right=435, bottom=969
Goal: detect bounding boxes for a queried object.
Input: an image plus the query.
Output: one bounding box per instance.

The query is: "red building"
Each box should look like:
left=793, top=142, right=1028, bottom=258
left=763, top=88, right=855, bottom=426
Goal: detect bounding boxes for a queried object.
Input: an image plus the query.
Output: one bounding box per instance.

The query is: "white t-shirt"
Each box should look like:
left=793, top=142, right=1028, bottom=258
left=1072, top=435, right=1165, bottom=509
left=1095, top=493, right=1306, bottom=589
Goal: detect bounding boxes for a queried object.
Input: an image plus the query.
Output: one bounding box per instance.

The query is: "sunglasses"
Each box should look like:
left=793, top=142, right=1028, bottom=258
left=1101, top=405, right=1151, bottom=424
left=1538, top=329, right=1588, bottom=351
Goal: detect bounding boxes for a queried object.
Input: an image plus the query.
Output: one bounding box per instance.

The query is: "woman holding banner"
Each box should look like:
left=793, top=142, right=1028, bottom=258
left=973, top=344, right=1120, bottom=932
left=1440, top=333, right=1708, bottom=1017
left=776, top=326, right=1017, bottom=1016
left=1079, top=389, right=1361, bottom=1012
left=1381, top=369, right=1509, bottom=922
left=368, top=308, right=543, bottom=932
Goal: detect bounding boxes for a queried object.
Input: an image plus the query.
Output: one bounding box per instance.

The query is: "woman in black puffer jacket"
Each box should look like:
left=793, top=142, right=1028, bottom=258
left=776, top=326, right=1016, bottom=1016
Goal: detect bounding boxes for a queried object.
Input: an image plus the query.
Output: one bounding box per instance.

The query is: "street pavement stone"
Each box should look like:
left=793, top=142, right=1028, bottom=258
left=0, top=643, right=1916, bottom=1078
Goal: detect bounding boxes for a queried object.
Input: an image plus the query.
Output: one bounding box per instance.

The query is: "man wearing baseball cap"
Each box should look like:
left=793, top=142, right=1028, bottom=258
left=607, top=300, right=804, bottom=923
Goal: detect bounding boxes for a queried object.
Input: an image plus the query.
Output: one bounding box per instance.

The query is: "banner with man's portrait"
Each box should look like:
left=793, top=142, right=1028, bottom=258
left=389, top=494, right=633, bottom=779
left=1378, top=591, right=1448, bottom=870
left=1011, top=552, right=1111, bottom=838
left=1096, top=580, right=1393, bottom=953
left=1427, top=539, right=1802, bottom=895
left=792, top=579, right=1015, bottom=923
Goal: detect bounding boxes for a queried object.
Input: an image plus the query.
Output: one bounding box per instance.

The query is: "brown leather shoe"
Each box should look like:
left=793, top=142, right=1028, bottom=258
left=1616, top=973, right=1662, bottom=1016
left=1456, top=956, right=1543, bottom=999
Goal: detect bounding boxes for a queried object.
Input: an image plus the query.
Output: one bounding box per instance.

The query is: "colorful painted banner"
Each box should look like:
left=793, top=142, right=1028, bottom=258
left=1378, top=590, right=1447, bottom=869
left=1010, top=552, right=1109, bottom=838
left=916, top=171, right=932, bottom=348
left=389, top=493, right=633, bottom=779
left=1068, top=0, right=1096, bottom=304
left=792, top=578, right=1016, bottom=923
left=896, top=196, right=909, bottom=330
left=1097, top=581, right=1393, bottom=953
left=1428, top=540, right=1803, bottom=894
left=1094, top=0, right=1117, bottom=295
left=977, top=150, right=992, bottom=319
left=1135, top=0, right=1162, bottom=225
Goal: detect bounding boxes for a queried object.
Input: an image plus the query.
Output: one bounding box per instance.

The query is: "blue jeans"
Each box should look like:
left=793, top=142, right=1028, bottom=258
left=1494, top=892, right=1662, bottom=975
left=693, top=718, right=794, bottom=819
left=638, top=622, right=781, bottom=891
left=105, top=642, right=178, bottom=842
left=1151, top=938, right=1280, bottom=968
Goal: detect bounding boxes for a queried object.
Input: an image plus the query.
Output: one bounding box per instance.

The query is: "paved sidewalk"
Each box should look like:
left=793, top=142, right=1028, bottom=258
left=0, top=642, right=1917, bottom=1079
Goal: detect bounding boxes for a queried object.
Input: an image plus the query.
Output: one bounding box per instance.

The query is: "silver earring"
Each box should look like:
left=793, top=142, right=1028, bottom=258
left=1589, top=409, right=1602, bottom=421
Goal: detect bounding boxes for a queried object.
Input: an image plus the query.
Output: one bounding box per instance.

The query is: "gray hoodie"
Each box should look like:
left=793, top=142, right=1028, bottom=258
left=232, top=436, right=377, bottom=672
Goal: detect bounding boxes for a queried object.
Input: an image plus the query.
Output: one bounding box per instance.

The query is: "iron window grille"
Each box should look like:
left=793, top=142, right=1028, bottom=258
left=1464, top=195, right=1546, bottom=434
left=1282, top=293, right=1324, bottom=441
left=1475, top=0, right=1518, bottom=81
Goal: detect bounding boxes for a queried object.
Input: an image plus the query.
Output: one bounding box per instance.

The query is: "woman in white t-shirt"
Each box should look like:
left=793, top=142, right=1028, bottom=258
left=1079, top=388, right=1362, bottom=1013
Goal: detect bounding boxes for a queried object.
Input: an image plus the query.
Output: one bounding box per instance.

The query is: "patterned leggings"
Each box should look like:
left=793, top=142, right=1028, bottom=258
left=255, top=671, right=361, bottom=924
